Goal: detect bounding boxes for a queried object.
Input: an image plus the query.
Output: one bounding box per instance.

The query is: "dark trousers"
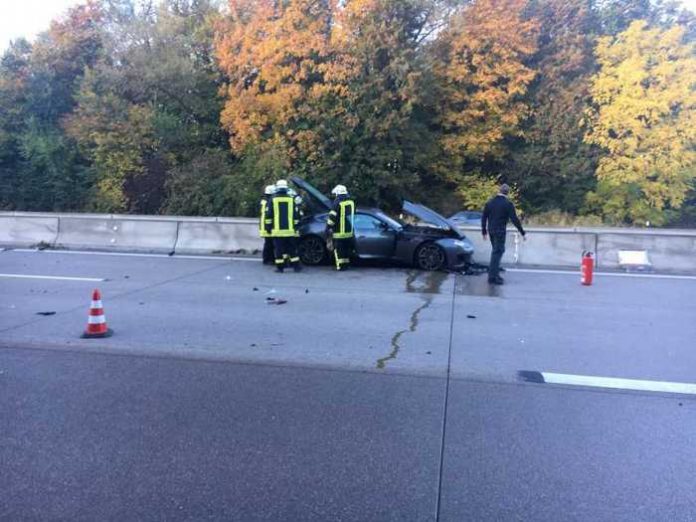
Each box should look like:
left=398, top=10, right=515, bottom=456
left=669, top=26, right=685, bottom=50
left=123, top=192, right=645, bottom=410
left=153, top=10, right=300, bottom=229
left=488, top=232, right=506, bottom=281
left=333, top=237, right=354, bottom=270
left=273, top=237, right=300, bottom=266
left=262, top=238, right=275, bottom=264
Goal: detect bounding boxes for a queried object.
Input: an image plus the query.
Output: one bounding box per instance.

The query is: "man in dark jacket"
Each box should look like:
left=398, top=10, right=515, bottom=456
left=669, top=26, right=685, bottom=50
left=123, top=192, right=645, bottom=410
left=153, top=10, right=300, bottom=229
left=482, top=184, right=526, bottom=285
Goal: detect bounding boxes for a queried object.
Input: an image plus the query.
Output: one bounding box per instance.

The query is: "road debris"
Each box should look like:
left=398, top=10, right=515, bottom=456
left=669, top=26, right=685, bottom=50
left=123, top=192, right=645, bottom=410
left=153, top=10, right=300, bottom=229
left=467, top=314, right=477, bottom=319
left=253, top=287, right=259, bottom=291
left=305, top=289, right=310, bottom=294
left=266, top=297, right=288, bottom=305
left=36, top=311, right=56, bottom=316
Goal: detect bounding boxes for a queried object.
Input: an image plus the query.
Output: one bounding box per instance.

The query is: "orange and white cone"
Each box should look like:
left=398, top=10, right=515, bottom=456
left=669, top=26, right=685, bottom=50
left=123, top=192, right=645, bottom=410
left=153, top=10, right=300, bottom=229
left=81, top=289, right=113, bottom=339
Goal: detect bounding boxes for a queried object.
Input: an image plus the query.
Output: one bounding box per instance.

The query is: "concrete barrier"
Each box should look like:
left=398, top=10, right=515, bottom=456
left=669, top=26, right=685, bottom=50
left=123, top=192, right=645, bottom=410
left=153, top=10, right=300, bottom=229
left=0, top=216, right=59, bottom=247
left=1, top=211, right=695, bottom=272
left=174, top=221, right=262, bottom=254
left=55, top=218, right=178, bottom=253
left=459, top=227, right=595, bottom=266
left=598, top=233, right=696, bottom=272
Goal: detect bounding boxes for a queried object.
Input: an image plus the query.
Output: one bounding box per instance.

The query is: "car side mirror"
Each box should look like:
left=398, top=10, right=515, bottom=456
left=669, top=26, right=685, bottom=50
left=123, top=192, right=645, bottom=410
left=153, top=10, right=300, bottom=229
left=378, top=222, right=390, bottom=231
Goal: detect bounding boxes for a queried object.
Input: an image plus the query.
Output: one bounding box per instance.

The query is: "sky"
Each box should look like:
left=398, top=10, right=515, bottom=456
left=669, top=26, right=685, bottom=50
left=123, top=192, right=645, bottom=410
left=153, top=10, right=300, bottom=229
left=0, top=0, right=85, bottom=52
left=1, top=0, right=696, bottom=53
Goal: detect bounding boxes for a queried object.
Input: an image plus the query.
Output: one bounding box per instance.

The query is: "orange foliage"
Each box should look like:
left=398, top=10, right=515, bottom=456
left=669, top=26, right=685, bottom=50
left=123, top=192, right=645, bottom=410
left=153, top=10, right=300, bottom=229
left=216, top=0, right=334, bottom=156
left=434, top=0, right=539, bottom=162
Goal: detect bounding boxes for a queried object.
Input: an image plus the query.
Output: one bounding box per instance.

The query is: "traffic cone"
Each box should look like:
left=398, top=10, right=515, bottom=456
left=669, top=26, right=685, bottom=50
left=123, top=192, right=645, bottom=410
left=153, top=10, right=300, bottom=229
left=81, top=289, right=113, bottom=338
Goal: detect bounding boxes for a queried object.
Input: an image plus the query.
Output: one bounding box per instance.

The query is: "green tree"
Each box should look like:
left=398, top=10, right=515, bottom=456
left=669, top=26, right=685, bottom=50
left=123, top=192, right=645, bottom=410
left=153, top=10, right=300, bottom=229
left=505, top=0, right=599, bottom=214
left=310, top=0, right=441, bottom=207
left=0, top=3, right=103, bottom=211
left=66, top=0, right=228, bottom=213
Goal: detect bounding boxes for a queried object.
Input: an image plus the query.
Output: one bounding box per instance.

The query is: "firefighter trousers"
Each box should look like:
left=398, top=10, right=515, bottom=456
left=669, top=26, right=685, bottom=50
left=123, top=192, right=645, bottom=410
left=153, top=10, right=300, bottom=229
left=333, top=237, right=354, bottom=270
left=273, top=237, right=300, bottom=266
left=262, top=238, right=275, bottom=264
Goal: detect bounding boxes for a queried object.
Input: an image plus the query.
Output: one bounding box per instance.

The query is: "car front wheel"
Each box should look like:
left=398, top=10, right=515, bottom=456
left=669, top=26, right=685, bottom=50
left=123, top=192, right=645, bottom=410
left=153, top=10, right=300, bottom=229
left=299, top=235, right=328, bottom=265
left=415, top=243, right=446, bottom=271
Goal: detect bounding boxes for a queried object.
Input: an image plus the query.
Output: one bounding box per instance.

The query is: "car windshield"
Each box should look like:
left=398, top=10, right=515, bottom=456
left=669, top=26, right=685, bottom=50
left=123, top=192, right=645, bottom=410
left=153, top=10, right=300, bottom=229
left=372, top=210, right=404, bottom=230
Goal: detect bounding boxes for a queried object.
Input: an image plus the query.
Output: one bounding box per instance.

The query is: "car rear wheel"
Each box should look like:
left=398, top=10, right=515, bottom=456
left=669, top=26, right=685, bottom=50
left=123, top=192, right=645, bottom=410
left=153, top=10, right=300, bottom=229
left=299, top=235, right=328, bottom=265
left=415, top=243, right=446, bottom=271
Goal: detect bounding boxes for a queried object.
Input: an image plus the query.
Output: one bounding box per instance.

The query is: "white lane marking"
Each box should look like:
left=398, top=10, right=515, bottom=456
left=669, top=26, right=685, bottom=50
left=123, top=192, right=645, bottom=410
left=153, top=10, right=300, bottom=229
left=542, top=372, right=696, bottom=395
left=508, top=268, right=696, bottom=281
left=0, top=273, right=105, bottom=282
left=11, top=249, right=261, bottom=262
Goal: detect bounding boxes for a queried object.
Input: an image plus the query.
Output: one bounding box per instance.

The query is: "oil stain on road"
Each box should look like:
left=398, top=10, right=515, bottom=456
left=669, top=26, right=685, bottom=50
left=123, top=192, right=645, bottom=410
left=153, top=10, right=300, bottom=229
left=376, top=270, right=448, bottom=369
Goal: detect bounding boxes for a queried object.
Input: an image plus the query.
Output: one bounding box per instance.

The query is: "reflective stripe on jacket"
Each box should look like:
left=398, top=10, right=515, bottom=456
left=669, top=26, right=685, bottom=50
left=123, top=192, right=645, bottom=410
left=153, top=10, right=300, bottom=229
left=327, top=197, right=355, bottom=239
left=259, top=198, right=273, bottom=238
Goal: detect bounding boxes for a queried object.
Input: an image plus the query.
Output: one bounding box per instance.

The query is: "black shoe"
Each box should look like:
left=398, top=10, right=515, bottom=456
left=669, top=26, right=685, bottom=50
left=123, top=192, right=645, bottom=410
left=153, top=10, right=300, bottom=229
left=488, top=277, right=504, bottom=285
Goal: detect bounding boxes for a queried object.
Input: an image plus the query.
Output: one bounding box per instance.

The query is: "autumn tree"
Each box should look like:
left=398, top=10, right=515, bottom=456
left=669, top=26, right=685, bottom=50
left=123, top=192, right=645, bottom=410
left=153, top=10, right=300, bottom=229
left=430, top=0, right=539, bottom=209
left=216, top=0, right=333, bottom=165
left=584, top=19, right=696, bottom=224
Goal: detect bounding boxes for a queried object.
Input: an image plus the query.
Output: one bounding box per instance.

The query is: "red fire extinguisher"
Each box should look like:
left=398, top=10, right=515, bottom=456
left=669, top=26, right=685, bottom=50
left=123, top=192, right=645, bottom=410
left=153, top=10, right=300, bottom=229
left=581, top=251, right=594, bottom=286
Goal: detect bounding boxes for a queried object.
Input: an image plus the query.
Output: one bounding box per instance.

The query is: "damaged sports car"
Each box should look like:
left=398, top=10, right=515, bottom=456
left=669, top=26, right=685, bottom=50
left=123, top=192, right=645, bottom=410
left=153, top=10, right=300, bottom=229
left=291, top=177, right=475, bottom=271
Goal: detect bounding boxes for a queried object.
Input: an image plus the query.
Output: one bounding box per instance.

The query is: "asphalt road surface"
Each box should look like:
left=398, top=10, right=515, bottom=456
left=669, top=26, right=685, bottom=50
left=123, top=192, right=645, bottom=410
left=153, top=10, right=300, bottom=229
left=2, top=248, right=696, bottom=521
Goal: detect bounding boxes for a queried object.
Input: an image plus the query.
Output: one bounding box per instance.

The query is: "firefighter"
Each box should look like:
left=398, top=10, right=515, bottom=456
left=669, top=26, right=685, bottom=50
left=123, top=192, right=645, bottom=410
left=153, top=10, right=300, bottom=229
left=267, top=179, right=302, bottom=273
left=259, top=185, right=275, bottom=264
left=326, top=184, right=355, bottom=271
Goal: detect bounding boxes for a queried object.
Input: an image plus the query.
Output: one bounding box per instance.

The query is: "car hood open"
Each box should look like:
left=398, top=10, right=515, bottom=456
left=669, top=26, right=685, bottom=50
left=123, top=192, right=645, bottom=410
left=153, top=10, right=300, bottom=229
left=290, top=176, right=463, bottom=238
left=290, top=176, right=332, bottom=210
left=402, top=200, right=463, bottom=238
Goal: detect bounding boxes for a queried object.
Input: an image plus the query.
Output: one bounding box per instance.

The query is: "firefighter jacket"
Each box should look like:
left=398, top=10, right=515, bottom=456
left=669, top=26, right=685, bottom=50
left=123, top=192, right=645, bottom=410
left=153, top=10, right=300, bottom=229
left=327, top=195, right=355, bottom=239
left=267, top=190, right=300, bottom=238
left=259, top=196, right=273, bottom=238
